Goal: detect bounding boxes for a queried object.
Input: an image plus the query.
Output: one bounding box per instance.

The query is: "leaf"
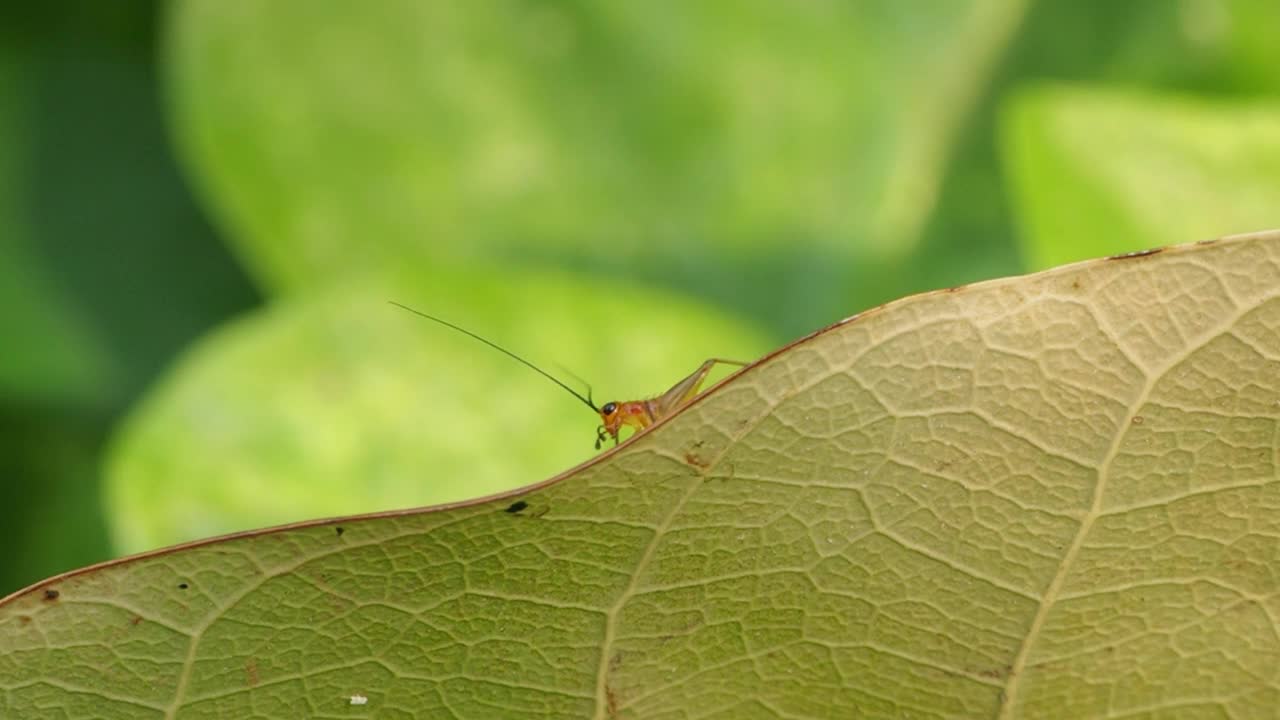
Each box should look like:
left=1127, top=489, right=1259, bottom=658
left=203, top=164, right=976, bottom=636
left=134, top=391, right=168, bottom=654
left=0, top=48, right=115, bottom=406
left=6, top=231, right=1280, bottom=718
left=0, top=32, right=259, bottom=409
left=1002, top=86, right=1280, bottom=269
left=167, top=0, right=1026, bottom=297
left=104, top=269, right=772, bottom=554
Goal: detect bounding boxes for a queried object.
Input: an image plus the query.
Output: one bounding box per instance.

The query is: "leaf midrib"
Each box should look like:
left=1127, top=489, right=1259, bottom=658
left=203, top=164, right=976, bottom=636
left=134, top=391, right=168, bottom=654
left=995, top=294, right=1252, bottom=718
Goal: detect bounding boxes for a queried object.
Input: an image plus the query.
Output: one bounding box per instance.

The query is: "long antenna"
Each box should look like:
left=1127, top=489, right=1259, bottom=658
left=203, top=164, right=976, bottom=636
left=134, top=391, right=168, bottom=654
left=389, top=301, right=600, bottom=412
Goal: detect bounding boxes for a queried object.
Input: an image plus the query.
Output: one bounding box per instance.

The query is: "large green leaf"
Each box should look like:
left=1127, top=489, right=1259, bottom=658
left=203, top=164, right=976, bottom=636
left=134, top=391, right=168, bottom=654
left=7, top=231, right=1280, bottom=718
left=1002, top=86, right=1280, bottom=269
left=166, top=0, right=1025, bottom=300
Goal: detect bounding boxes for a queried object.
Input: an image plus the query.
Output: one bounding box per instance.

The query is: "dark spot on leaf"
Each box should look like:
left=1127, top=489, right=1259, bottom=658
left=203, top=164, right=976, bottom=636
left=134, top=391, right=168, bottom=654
left=178, top=582, right=189, bottom=590
left=946, top=284, right=966, bottom=293
left=18, top=615, right=31, bottom=625
left=606, top=685, right=619, bottom=718
left=505, top=501, right=529, bottom=514
left=683, top=451, right=708, bottom=469
left=42, top=588, right=59, bottom=602
left=1071, top=280, right=1081, bottom=290
left=1131, top=416, right=1144, bottom=425
left=1108, top=247, right=1163, bottom=261
left=335, top=526, right=345, bottom=537
left=605, top=652, right=624, bottom=718
left=130, top=615, right=143, bottom=627
left=245, top=658, right=260, bottom=687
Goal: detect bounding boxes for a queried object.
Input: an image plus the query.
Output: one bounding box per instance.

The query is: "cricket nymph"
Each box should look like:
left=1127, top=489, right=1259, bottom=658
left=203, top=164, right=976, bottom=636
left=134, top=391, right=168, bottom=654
left=391, top=302, right=745, bottom=449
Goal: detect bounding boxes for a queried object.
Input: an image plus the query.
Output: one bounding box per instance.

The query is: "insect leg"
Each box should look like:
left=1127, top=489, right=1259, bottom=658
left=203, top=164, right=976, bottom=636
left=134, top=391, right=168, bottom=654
left=651, top=358, right=748, bottom=419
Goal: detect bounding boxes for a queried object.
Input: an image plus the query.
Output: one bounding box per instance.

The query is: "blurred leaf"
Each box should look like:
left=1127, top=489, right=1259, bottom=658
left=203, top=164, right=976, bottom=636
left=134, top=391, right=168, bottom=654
left=996, top=1, right=1280, bottom=94
left=0, top=408, right=111, bottom=596
left=106, top=269, right=771, bottom=553
left=1107, top=0, right=1280, bottom=93
left=0, top=8, right=259, bottom=409
left=1215, top=0, right=1280, bottom=91
left=906, top=0, right=1280, bottom=303
left=166, top=0, right=1025, bottom=316
left=1002, top=85, right=1280, bottom=268
left=0, top=49, right=115, bottom=405
left=9, top=232, right=1280, bottom=718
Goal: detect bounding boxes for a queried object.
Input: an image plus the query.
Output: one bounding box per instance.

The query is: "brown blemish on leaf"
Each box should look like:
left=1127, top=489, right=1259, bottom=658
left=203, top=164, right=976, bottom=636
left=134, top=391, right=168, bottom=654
left=18, top=615, right=30, bottom=625
left=42, top=588, right=59, bottom=602
left=683, top=451, right=709, bottom=470
left=177, top=582, right=189, bottom=590
left=1107, top=247, right=1163, bottom=261
left=335, top=526, right=345, bottom=537
left=606, top=686, right=619, bottom=718
left=129, top=615, right=143, bottom=627
left=946, top=284, right=967, bottom=293
left=1131, top=416, right=1144, bottom=425
left=245, top=658, right=259, bottom=687
left=1071, top=279, right=1082, bottom=290
left=605, top=651, right=623, bottom=718
left=504, top=501, right=529, bottom=514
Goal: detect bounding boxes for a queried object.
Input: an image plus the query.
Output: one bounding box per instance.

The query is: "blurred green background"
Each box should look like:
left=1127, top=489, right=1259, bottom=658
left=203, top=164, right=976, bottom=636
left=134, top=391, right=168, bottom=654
left=3, top=0, right=1279, bottom=597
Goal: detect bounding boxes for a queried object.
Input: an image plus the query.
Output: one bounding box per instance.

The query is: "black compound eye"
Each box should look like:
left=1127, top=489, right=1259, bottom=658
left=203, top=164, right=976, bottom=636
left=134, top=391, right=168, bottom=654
left=601, top=402, right=617, bottom=415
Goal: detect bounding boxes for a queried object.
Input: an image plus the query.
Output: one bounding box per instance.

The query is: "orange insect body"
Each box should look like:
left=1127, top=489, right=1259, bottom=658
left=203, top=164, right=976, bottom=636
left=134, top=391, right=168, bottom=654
left=594, top=358, right=745, bottom=448
left=599, top=400, right=655, bottom=438
left=391, top=302, right=744, bottom=449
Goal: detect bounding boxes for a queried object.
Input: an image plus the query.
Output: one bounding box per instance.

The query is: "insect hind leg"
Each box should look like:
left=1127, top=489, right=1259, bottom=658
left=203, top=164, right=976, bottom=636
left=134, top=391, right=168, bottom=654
left=657, top=358, right=750, bottom=415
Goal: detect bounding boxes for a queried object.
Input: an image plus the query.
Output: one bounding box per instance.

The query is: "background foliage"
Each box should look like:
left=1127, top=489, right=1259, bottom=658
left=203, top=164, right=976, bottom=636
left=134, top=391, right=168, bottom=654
left=3, top=0, right=1280, bottom=596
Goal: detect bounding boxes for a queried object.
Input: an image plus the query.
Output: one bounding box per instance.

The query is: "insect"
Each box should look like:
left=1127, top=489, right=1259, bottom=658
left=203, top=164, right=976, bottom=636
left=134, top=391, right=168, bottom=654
left=390, top=302, right=746, bottom=448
